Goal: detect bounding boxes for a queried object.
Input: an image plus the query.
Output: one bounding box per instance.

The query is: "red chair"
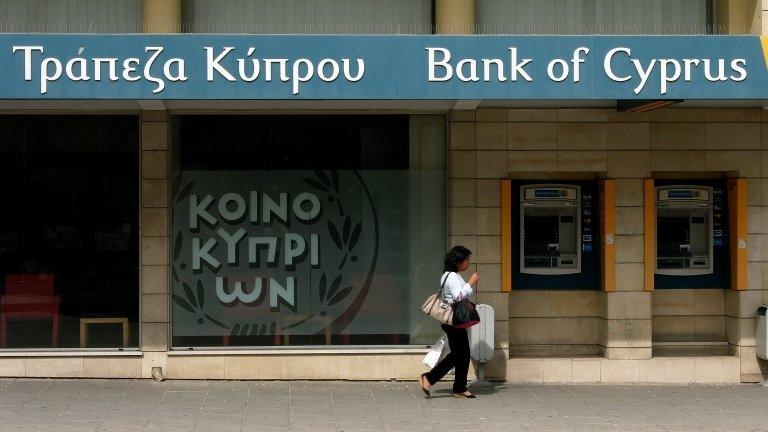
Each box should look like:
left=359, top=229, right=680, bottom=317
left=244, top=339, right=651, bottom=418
left=1, top=274, right=61, bottom=347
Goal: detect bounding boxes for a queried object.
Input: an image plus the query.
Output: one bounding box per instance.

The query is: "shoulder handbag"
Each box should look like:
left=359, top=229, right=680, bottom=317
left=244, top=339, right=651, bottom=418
left=452, top=297, right=481, bottom=329
left=420, top=273, right=453, bottom=325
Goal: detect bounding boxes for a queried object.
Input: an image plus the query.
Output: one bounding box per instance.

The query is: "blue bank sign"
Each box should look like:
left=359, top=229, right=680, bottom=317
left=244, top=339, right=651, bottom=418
left=1, top=34, right=767, bottom=100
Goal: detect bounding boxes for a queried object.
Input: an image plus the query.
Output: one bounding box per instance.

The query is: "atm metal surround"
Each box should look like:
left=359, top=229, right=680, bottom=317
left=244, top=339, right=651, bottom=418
left=520, top=184, right=582, bottom=275
left=655, top=185, right=714, bottom=276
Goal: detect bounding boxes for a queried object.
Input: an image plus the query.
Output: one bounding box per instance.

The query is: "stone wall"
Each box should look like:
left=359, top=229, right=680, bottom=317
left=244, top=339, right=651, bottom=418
left=653, top=289, right=727, bottom=355
left=139, top=110, right=171, bottom=378
left=510, top=291, right=599, bottom=356
left=0, top=107, right=764, bottom=383
left=448, top=107, right=768, bottom=382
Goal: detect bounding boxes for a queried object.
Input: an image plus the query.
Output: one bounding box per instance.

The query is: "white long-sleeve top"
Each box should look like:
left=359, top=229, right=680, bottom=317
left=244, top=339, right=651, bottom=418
left=440, top=271, right=473, bottom=304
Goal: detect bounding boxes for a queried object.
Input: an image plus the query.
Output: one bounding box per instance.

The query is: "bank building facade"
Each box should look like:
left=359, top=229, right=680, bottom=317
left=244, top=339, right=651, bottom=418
left=0, top=0, right=766, bottom=384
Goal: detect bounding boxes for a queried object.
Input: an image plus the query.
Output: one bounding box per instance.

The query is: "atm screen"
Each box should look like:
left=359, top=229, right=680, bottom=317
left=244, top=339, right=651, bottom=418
left=657, top=216, right=690, bottom=256
left=524, top=215, right=559, bottom=255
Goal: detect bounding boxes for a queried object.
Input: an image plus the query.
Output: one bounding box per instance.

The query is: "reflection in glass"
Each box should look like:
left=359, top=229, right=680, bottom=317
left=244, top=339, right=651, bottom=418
left=171, top=115, right=445, bottom=347
left=0, top=116, right=139, bottom=348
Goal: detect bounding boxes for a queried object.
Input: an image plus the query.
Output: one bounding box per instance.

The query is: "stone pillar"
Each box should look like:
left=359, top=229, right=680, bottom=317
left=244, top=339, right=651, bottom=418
left=449, top=109, right=479, bottom=375
left=763, top=0, right=768, bottom=34
left=449, top=108, right=509, bottom=380
left=139, top=0, right=177, bottom=374
left=140, top=111, right=171, bottom=378
left=474, top=193, right=509, bottom=381
left=717, top=0, right=761, bottom=34
left=434, top=0, right=475, bottom=35
left=701, top=114, right=768, bottom=382
left=142, top=0, right=182, bottom=33
left=474, top=149, right=507, bottom=381
left=732, top=147, right=768, bottom=381
left=599, top=172, right=653, bottom=359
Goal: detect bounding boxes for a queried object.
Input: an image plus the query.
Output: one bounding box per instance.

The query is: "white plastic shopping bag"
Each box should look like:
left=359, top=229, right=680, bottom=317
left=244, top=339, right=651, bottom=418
left=423, top=334, right=450, bottom=368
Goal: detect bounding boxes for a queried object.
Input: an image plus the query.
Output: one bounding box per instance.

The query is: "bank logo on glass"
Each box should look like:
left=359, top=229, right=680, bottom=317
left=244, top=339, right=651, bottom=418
left=171, top=170, right=380, bottom=339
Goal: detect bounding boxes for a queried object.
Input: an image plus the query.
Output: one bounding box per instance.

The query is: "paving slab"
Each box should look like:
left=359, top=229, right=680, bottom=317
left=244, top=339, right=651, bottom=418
left=0, top=379, right=765, bottom=431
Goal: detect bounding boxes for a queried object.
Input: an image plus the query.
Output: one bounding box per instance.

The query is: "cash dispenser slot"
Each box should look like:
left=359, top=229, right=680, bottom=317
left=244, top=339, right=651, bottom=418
left=520, top=185, right=581, bottom=275
left=655, top=186, right=713, bottom=276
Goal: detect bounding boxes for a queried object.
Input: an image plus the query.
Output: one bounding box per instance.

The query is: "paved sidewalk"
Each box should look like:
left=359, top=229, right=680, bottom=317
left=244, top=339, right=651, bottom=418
left=0, top=379, right=766, bottom=431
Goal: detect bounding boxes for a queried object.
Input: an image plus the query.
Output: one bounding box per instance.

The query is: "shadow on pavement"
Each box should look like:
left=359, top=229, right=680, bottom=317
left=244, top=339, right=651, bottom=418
left=425, top=381, right=506, bottom=398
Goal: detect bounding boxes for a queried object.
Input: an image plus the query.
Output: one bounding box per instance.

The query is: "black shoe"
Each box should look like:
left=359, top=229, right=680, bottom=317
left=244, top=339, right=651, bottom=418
left=419, top=374, right=430, bottom=398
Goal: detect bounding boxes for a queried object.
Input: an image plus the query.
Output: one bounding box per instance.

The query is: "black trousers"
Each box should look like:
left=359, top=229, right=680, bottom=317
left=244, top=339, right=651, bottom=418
left=425, top=324, right=470, bottom=393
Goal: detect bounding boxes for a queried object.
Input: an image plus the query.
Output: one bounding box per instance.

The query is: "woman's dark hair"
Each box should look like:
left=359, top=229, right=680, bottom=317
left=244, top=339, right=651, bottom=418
left=444, top=245, right=472, bottom=272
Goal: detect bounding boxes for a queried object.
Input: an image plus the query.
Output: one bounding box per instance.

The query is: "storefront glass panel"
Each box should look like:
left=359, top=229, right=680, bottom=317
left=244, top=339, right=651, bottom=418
left=171, top=115, right=445, bottom=347
left=0, top=116, right=140, bottom=349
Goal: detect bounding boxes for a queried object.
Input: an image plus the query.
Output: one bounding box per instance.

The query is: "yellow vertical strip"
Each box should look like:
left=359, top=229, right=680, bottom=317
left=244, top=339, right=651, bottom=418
left=728, top=179, right=748, bottom=291
left=501, top=180, right=512, bottom=292
left=644, top=179, right=655, bottom=292
left=142, top=0, right=181, bottom=33
left=600, top=180, right=616, bottom=292
left=435, top=0, right=476, bottom=34
left=760, top=37, right=768, bottom=71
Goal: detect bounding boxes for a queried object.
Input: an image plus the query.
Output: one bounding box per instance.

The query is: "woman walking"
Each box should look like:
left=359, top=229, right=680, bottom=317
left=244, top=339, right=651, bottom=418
left=419, top=245, right=479, bottom=399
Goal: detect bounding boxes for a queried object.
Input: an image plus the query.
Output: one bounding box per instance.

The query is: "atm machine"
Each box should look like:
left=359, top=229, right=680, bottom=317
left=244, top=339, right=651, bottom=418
left=520, top=184, right=581, bottom=275
left=655, top=185, right=714, bottom=276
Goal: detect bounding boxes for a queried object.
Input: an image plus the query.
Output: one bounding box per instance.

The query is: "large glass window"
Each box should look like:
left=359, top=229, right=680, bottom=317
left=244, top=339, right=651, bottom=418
left=171, top=115, right=445, bottom=347
left=0, top=116, right=140, bottom=349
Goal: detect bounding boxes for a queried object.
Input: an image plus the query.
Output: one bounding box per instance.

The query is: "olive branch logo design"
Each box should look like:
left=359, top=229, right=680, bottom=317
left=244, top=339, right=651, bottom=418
left=170, top=169, right=378, bottom=338
left=170, top=176, right=234, bottom=332
left=287, top=170, right=363, bottom=322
